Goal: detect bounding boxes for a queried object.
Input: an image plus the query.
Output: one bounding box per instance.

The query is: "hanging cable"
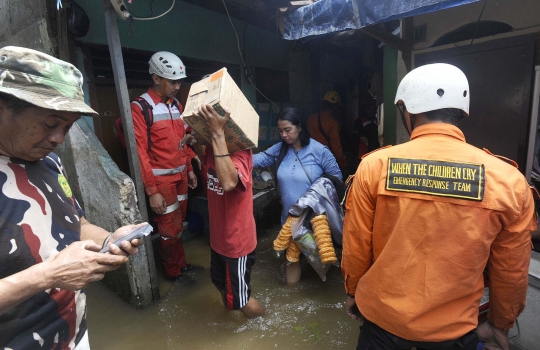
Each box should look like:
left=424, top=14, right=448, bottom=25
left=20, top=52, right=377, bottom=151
left=131, top=0, right=175, bottom=21
left=220, top=0, right=278, bottom=110
left=469, top=0, right=488, bottom=46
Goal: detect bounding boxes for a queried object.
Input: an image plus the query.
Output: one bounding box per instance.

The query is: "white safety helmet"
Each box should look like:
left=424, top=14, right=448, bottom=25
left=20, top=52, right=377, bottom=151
left=149, top=51, right=186, bottom=80
left=395, top=63, right=469, bottom=133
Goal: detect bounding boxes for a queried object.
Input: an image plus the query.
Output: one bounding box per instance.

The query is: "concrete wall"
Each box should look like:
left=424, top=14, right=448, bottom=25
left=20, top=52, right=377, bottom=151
left=76, top=0, right=289, bottom=72
left=56, top=119, right=157, bottom=309
left=57, top=120, right=142, bottom=230
left=0, top=0, right=55, bottom=54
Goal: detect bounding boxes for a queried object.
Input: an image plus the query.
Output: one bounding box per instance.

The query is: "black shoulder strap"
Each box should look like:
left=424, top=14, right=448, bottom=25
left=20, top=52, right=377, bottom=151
left=318, top=112, right=332, bottom=148
left=133, top=97, right=154, bottom=151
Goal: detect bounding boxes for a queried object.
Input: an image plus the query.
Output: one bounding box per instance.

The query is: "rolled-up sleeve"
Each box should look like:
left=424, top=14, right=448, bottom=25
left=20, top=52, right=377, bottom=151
left=320, top=146, right=342, bottom=180
left=253, top=143, right=280, bottom=168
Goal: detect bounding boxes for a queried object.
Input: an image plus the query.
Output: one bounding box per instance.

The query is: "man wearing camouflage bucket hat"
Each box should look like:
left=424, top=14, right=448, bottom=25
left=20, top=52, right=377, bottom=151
left=0, top=46, right=144, bottom=349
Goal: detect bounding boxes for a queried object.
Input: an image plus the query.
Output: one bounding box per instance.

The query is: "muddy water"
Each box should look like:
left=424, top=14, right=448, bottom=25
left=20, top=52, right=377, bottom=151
left=86, top=224, right=360, bottom=349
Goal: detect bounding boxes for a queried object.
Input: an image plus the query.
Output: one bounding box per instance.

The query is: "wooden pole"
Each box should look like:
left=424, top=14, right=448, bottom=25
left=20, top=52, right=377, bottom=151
left=101, top=0, right=160, bottom=307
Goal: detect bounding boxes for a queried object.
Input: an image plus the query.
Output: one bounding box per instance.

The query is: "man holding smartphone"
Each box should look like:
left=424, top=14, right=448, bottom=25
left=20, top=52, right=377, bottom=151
left=0, top=46, right=143, bottom=349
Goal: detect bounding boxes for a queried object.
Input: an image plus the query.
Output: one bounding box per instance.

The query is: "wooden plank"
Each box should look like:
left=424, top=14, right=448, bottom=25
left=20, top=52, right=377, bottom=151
left=101, top=0, right=159, bottom=307
left=360, top=24, right=411, bottom=53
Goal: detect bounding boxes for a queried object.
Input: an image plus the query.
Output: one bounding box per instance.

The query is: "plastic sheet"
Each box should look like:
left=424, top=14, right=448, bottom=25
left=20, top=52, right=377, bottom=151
left=283, top=0, right=481, bottom=41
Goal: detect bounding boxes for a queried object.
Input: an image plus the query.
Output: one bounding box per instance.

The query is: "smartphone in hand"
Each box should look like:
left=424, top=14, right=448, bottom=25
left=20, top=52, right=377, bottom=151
left=100, top=224, right=153, bottom=253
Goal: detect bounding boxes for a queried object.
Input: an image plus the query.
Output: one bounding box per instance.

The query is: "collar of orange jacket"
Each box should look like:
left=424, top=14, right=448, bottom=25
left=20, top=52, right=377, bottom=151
left=410, top=123, right=466, bottom=143
left=148, top=87, right=174, bottom=106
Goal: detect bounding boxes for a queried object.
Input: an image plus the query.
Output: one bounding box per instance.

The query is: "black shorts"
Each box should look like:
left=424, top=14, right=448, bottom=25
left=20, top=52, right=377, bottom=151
left=210, top=248, right=256, bottom=310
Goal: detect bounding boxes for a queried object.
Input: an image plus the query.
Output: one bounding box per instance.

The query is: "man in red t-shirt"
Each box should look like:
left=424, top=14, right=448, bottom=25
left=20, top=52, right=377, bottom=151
left=189, top=104, right=265, bottom=318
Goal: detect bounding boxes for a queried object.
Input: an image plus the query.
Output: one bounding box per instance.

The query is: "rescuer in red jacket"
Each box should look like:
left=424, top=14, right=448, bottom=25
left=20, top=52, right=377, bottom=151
left=131, top=51, right=197, bottom=279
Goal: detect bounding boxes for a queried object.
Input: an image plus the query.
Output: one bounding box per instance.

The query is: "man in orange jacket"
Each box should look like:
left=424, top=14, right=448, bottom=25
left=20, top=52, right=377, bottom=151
left=307, top=91, right=348, bottom=169
left=131, top=51, right=197, bottom=280
left=342, top=63, right=535, bottom=350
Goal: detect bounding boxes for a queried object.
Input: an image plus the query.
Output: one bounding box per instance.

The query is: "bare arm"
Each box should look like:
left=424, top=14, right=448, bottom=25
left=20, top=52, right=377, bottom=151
left=0, top=240, right=127, bottom=316
left=0, top=218, right=144, bottom=316
left=80, top=216, right=141, bottom=256
left=195, top=105, right=238, bottom=192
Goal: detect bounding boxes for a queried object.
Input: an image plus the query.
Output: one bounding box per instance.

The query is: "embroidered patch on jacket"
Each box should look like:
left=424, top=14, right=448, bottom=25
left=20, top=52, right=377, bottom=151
left=386, top=158, right=485, bottom=201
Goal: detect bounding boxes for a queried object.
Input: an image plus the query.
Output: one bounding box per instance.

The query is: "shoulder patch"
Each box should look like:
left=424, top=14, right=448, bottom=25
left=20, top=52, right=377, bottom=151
left=361, top=145, right=392, bottom=159
left=483, top=148, right=518, bottom=169
left=385, top=157, right=485, bottom=201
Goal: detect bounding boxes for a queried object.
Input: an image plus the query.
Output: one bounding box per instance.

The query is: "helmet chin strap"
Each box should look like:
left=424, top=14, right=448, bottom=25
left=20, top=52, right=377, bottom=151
left=398, top=105, right=414, bottom=135
left=153, top=78, right=173, bottom=104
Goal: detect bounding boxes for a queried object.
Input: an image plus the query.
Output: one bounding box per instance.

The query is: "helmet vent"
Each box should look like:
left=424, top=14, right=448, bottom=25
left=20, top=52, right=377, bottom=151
left=463, top=90, right=467, bottom=97
left=172, top=71, right=176, bottom=75
left=437, top=89, right=445, bottom=97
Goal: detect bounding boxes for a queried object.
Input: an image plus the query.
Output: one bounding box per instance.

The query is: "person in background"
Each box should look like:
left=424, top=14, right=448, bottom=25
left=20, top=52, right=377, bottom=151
left=131, top=51, right=197, bottom=280
left=341, top=63, right=535, bottom=350
left=351, top=90, right=380, bottom=166
left=0, top=46, right=142, bottom=349
left=188, top=105, right=265, bottom=319
left=253, top=107, right=342, bottom=283
left=307, top=91, right=348, bottom=171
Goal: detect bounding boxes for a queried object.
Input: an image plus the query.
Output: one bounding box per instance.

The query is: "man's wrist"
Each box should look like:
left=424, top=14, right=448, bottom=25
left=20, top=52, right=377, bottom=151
left=102, top=232, right=115, bottom=249
left=211, top=131, right=226, bottom=142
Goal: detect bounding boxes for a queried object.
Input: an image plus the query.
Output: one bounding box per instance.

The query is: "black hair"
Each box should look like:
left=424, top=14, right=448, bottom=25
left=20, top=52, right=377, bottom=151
left=273, top=107, right=310, bottom=187
left=423, top=108, right=464, bottom=125
left=277, top=107, right=310, bottom=147
left=0, top=92, right=34, bottom=116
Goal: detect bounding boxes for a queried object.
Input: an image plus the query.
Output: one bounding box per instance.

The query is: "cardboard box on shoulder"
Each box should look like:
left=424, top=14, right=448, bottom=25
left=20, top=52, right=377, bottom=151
left=182, top=68, right=259, bottom=152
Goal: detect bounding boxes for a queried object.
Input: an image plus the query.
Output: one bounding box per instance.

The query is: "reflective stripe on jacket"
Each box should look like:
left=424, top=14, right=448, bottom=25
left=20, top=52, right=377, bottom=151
left=131, top=88, right=193, bottom=195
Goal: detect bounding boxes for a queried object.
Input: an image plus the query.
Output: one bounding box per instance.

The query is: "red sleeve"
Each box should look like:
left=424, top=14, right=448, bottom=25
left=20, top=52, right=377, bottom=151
left=131, top=102, right=158, bottom=196
left=230, top=150, right=252, bottom=192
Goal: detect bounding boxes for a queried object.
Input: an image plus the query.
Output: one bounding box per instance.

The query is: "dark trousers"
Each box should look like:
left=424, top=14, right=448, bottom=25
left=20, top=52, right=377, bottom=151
left=357, top=318, right=479, bottom=350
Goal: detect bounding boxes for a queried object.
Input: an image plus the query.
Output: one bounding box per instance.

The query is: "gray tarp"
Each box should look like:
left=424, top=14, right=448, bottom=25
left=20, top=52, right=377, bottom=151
left=283, top=0, right=481, bottom=40
left=289, top=177, right=344, bottom=245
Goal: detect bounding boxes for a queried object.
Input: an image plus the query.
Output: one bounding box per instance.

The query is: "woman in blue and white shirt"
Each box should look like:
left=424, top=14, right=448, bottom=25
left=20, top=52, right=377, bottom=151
left=253, top=107, right=342, bottom=282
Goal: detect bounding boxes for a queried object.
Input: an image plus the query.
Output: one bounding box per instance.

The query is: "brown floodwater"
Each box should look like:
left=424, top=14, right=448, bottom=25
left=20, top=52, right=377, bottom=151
left=85, top=224, right=360, bottom=349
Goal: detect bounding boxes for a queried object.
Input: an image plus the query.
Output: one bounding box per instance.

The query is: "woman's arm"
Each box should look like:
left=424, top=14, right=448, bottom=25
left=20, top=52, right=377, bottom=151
left=319, top=145, right=343, bottom=180
left=253, top=142, right=281, bottom=168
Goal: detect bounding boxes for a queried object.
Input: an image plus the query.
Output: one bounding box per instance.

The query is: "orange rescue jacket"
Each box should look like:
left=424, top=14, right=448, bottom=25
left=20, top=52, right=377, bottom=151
left=341, top=123, right=535, bottom=342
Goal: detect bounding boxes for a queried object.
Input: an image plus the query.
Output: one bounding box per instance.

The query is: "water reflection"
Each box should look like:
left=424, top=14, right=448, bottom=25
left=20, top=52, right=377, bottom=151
left=86, top=224, right=359, bottom=349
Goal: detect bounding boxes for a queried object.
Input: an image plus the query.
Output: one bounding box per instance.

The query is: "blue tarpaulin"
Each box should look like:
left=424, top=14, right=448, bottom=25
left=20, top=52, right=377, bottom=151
left=283, top=0, right=481, bottom=40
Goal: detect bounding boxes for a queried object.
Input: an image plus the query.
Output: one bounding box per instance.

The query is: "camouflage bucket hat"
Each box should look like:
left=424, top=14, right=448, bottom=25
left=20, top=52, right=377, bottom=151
left=0, top=46, right=98, bottom=115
